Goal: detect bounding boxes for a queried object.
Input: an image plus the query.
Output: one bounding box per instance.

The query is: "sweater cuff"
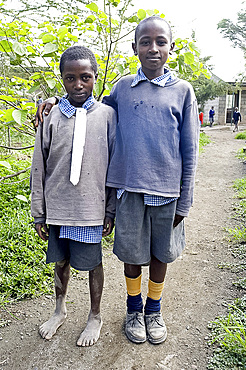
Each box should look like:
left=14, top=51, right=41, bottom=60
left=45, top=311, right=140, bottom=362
left=105, top=211, right=115, bottom=220
left=34, top=217, right=46, bottom=224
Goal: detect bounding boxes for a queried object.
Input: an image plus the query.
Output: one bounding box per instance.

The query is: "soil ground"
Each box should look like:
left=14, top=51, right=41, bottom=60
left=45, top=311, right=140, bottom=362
left=1, top=125, right=246, bottom=370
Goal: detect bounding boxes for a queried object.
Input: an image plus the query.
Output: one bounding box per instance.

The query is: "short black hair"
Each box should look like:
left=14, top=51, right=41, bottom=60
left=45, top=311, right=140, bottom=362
left=60, top=45, right=98, bottom=75
left=134, top=16, right=172, bottom=44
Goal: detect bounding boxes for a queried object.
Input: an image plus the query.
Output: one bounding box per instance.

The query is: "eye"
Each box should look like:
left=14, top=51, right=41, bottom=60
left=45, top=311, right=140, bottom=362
left=140, top=40, right=150, bottom=46
left=82, top=76, right=91, bottom=82
left=66, top=76, right=74, bottom=82
left=158, top=40, right=167, bottom=46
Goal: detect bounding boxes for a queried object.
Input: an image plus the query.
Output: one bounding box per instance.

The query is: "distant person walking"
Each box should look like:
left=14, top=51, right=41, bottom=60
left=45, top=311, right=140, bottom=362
left=233, top=107, right=242, bottom=132
left=199, top=111, right=204, bottom=127
left=209, top=106, right=215, bottom=127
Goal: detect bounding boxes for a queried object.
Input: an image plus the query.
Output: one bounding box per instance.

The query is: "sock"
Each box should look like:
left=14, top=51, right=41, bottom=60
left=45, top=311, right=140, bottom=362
left=145, top=279, right=164, bottom=315
left=125, top=274, right=142, bottom=296
left=125, top=274, right=143, bottom=313
left=145, top=297, right=161, bottom=315
left=127, top=293, right=143, bottom=313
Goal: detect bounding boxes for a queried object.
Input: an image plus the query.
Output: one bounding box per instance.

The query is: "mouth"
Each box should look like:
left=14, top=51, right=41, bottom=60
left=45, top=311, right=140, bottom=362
left=147, top=57, right=160, bottom=61
left=72, top=93, right=87, bottom=99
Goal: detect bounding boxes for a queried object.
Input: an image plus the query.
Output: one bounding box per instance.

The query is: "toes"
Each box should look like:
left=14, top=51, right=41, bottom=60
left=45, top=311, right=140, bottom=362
left=77, top=335, right=97, bottom=347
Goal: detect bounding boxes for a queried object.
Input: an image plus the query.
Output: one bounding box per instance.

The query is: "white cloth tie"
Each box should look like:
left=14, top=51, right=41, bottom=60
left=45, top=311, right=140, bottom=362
left=70, top=108, right=87, bottom=186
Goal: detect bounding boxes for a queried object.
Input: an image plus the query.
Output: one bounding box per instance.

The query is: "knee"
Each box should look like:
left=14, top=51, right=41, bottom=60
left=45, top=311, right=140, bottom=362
left=124, top=263, right=141, bottom=278
left=56, top=259, right=69, bottom=268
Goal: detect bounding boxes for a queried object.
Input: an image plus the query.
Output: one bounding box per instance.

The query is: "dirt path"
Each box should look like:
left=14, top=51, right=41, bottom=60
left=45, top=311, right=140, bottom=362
left=1, top=126, right=245, bottom=370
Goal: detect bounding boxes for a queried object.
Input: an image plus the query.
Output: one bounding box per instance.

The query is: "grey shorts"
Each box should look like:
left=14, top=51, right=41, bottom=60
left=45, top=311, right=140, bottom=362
left=113, top=192, right=185, bottom=265
left=46, top=225, right=102, bottom=271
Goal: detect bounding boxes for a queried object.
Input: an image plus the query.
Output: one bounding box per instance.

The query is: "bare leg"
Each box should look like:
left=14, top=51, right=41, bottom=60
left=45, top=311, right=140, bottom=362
left=124, top=263, right=142, bottom=278
left=77, top=262, right=104, bottom=347
left=39, top=259, right=70, bottom=340
left=149, top=256, right=167, bottom=283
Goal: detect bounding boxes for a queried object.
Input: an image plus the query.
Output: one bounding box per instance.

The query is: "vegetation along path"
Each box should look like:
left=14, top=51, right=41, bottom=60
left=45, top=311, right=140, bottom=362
left=0, top=126, right=245, bottom=370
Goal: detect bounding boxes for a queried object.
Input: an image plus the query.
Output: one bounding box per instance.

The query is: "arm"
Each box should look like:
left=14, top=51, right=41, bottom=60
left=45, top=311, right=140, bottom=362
left=102, top=85, right=118, bottom=113
left=35, top=223, right=49, bottom=241
left=176, top=95, right=200, bottom=217
left=173, top=214, right=184, bottom=228
left=102, top=216, right=114, bottom=237
left=31, top=115, right=51, bottom=229
left=102, top=187, right=116, bottom=237
left=35, top=96, right=58, bottom=127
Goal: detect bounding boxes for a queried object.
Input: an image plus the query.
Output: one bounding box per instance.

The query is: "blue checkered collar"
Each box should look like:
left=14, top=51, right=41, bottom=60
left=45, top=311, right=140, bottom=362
left=131, top=67, right=175, bottom=88
left=58, top=93, right=95, bottom=118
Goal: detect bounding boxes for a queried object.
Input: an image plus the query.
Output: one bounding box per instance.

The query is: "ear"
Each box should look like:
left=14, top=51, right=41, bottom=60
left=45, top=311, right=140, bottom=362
left=132, top=42, right=138, bottom=56
left=169, top=42, right=175, bottom=55
left=94, top=73, right=98, bottom=82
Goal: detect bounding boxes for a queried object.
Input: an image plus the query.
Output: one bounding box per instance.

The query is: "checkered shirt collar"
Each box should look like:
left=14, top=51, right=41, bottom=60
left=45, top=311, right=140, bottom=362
left=131, top=67, right=175, bottom=88
left=58, top=93, right=95, bottom=118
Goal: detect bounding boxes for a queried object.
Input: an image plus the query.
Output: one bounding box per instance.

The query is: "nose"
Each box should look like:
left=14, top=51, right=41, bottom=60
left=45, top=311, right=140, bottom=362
left=149, top=41, right=158, bottom=53
left=74, top=79, right=83, bottom=89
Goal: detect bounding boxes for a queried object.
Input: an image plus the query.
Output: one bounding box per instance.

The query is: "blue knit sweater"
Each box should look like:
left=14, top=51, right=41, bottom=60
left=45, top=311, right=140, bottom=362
left=103, top=75, right=200, bottom=217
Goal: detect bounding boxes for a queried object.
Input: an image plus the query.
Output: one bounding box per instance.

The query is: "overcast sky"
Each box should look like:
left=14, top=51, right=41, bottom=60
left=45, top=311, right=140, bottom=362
left=132, top=0, right=245, bottom=81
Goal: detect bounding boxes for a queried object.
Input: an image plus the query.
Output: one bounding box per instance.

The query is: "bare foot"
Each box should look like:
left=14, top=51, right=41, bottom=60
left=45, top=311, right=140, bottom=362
left=39, top=311, right=67, bottom=340
left=76, top=311, right=103, bottom=347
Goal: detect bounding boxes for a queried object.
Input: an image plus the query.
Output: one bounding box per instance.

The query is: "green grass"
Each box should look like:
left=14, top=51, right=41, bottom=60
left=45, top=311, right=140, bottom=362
left=0, top=176, right=54, bottom=306
left=208, top=297, right=246, bottom=369
left=235, top=131, right=246, bottom=140
left=199, top=132, right=211, bottom=153
left=236, top=148, right=246, bottom=162
left=208, top=175, right=246, bottom=368
left=233, top=178, right=246, bottom=199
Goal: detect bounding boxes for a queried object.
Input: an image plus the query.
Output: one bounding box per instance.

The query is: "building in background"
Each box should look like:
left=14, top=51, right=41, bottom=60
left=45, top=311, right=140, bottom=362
left=203, top=82, right=246, bottom=125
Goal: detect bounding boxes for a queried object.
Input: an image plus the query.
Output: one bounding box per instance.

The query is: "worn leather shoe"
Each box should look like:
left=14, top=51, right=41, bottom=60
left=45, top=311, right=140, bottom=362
left=125, top=311, right=147, bottom=343
left=145, top=312, right=167, bottom=344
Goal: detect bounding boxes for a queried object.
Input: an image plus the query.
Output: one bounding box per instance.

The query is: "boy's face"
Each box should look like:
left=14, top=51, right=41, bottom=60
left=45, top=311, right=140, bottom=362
left=132, top=20, right=175, bottom=79
left=62, top=59, right=97, bottom=107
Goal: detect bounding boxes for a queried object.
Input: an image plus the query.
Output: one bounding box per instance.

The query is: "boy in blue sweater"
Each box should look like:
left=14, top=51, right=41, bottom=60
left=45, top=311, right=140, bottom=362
left=103, top=16, right=199, bottom=344
left=36, top=16, right=199, bottom=345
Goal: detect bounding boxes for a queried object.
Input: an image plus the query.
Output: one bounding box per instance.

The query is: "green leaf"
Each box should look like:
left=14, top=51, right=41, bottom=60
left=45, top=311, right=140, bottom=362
left=168, top=61, right=177, bottom=69
left=146, top=10, right=155, bottom=16
left=10, top=54, right=22, bottom=66
left=16, top=195, right=28, bottom=202
left=137, top=9, right=146, bottom=20
left=0, top=95, right=17, bottom=102
left=12, top=109, right=28, bottom=125
left=111, top=0, right=120, bottom=6
left=45, top=78, right=56, bottom=89
left=27, top=45, right=36, bottom=54
left=202, top=69, right=211, bottom=79
left=0, top=161, right=11, bottom=169
left=42, top=33, right=55, bottom=44
left=0, top=39, right=12, bottom=53
left=57, top=26, right=68, bottom=39
left=94, top=79, right=103, bottom=97
left=68, top=34, right=78, bottom=42
left=85, top=15, right=96, bottom=24
left=42, top=43, right=58, bottom=56
left=128, top=15, right=138, bottom=23
left=118, top=65, right=124, bottom=75
left=112, top=19, right=119, bottom=26
left=58, top=26, right=68, bottom=35
left=86, top=2, right=98, bottom=13
left=3, top=108, right=15, bottom=122
left=31, top=72, right=42, bottom=80
left=184, top=52, right=194, bottom=65
left=12, top=42, right=26, bottom=56
left=18, top=173, right=28, bottom=180
left=189, top=42, right=200, bottom=56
